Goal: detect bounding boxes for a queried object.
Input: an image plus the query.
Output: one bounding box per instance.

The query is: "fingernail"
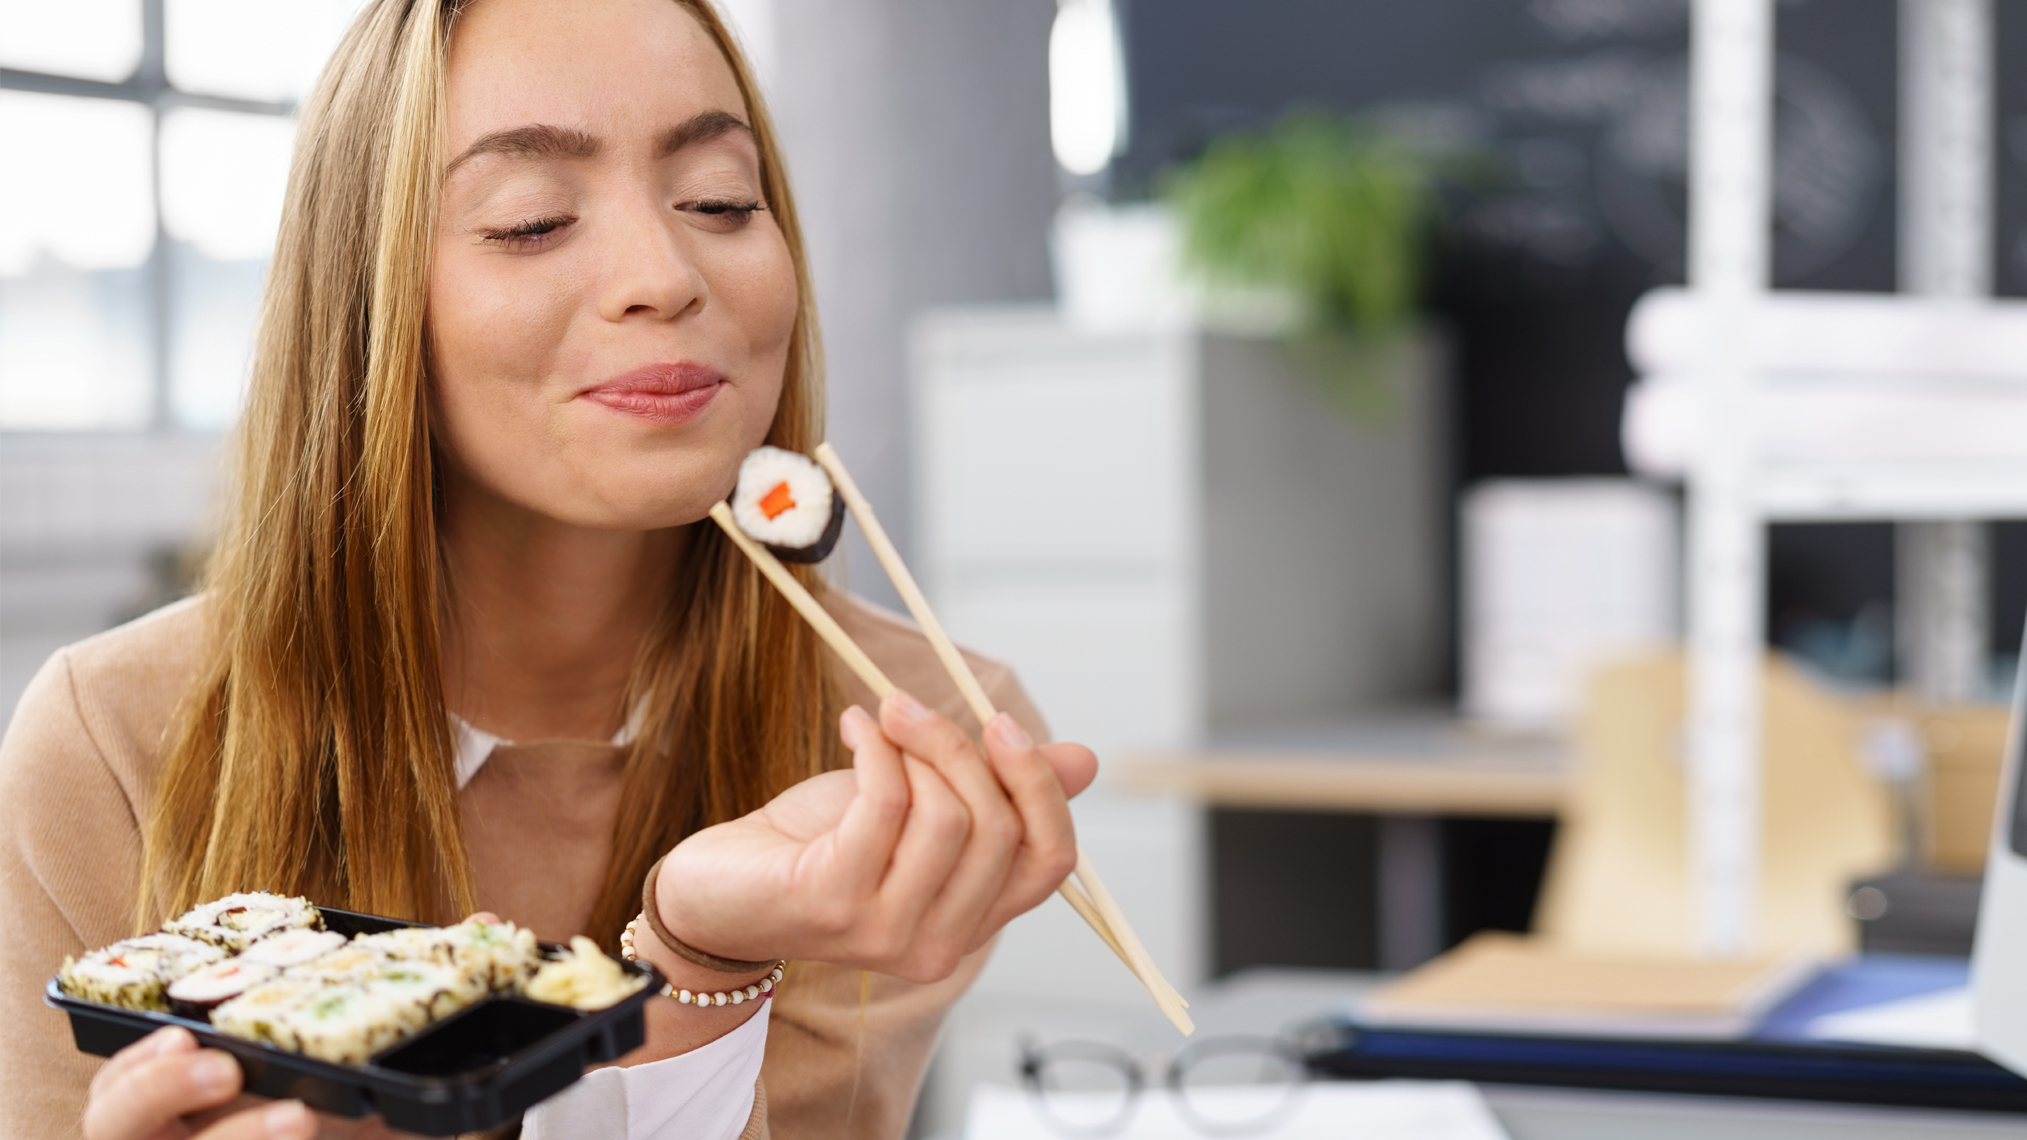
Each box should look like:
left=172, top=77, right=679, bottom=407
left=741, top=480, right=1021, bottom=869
left=265, top=1100, right=311, bottom=1138
left=145, top=1026, right=186, bottom=1057
left=889, top=690, right=929, bottom=723
left=193, top=1052, right=237, bottom=1094
left=840, top=706, right=872, bottom=748
left=990, top=713, right=1033, bottom=750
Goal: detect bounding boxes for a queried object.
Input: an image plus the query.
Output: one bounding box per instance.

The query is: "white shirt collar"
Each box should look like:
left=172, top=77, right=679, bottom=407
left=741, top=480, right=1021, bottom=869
left=449, top=710, right=641, bottom=789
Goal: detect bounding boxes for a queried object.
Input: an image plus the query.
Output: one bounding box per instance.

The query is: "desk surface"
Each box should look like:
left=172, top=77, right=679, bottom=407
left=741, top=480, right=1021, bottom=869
left=1139, top=970, right=2027, bottom=1140
left=1112, top=715, right=1570, bottom=817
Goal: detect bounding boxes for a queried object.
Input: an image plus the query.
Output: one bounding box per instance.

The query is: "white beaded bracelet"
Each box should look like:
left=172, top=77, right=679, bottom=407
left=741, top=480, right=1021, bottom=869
left=620, top=914, right=785, bottom=1007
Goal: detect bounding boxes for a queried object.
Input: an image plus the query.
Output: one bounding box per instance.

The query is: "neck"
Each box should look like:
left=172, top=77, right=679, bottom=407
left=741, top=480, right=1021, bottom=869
left=439, top=469, right=682, bottom=742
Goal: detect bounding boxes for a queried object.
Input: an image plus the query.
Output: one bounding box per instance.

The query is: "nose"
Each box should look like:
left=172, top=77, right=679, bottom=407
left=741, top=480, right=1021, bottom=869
left=594, top=192, right=705, bottom=323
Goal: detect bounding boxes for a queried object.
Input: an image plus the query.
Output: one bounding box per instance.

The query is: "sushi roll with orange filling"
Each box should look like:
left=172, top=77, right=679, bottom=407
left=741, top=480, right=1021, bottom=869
left=167, top=958, right=279, bottom=1020
left=729, top=446, right=844, bottom=563
left=59, top=934, right=225, bottom=1011
left=164, top=891, right=322, bottom=952
left=240, top=927, right=346, bottom=969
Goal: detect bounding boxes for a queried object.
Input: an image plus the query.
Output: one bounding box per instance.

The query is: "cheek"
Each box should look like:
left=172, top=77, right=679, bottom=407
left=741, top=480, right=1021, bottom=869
left=710, top=228, right=800, bottom=421
left=425, top=252, right=579, bottom=452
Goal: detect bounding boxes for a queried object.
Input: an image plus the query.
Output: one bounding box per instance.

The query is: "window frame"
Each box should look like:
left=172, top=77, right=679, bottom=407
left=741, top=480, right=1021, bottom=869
left=1, top=0, right=295, bottom=433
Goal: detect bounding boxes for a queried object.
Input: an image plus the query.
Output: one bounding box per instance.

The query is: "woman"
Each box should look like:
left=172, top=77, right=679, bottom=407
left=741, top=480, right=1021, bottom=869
left=0, top=1, right=1094, bottom=1137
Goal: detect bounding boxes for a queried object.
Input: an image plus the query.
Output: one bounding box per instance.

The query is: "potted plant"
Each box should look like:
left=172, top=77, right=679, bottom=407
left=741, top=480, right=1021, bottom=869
left=1163, top=110, right=1437, bottom=418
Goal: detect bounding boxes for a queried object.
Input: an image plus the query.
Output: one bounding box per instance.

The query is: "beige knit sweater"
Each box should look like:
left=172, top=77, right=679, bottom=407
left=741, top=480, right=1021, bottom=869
left=0, top=594, right=1046, bottom=1139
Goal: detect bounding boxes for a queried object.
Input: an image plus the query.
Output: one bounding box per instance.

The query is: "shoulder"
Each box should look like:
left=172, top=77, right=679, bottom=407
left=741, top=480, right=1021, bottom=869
left=2, top=596, right=209, bottom=816
left=828, top=593, right=1050, bottom=742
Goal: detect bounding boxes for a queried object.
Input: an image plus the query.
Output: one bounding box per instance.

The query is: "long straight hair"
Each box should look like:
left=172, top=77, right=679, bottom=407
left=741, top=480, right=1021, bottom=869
left=142, top=0, right=839, bottom=944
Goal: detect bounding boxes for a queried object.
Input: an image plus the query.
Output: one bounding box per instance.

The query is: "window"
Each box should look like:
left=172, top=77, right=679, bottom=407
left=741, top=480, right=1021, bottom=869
left=0, top=0, right=357, bottom=432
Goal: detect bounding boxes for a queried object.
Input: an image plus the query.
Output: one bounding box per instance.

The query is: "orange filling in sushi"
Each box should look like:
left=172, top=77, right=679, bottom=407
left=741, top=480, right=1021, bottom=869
left=759, top=481, right=797, bottom=520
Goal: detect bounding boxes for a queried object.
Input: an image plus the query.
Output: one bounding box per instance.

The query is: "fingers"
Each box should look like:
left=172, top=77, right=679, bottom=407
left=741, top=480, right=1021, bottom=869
left=788, top=692, right=1103, bottom=978
left=972, top=715, right=1085, bottom=934
left=879, top=693, right=1026, bottom=950
left=89, top=1025, right=191, bottom=1103
left=877, top=754, right=973, bottom=930
left=830, top=706, right=911, bottom=888
left=83, top=1038, right=244, bottom=1140
left=1042, top=741, right=1100, bottom=799
left=192, top=1101, right=315, bottom=1140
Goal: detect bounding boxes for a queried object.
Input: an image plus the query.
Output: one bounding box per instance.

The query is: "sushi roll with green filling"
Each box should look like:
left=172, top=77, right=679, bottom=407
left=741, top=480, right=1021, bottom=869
left=729, top=446, right=844, bottom=564
left=58, top=934, right=225, bottom=1011
left=350, top=925, right=456, bottom=965
left=209, top=976, right=324, bottom=1050
left=281, top=984, right=416, bottom=1065
left=164, top=892, right=322, bottom=952
left=355, top=918, right=537, bottom=991
left=366, top=960, right=486, bottom=1025
left=447, top=918, right=541, bottom=991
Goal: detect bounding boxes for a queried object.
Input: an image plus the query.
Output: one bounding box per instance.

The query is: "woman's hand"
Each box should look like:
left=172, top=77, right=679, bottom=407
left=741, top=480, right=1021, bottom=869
left=655, top=692, right=1098, bottom=983
left=82, top=1027, right=312, bottom=1140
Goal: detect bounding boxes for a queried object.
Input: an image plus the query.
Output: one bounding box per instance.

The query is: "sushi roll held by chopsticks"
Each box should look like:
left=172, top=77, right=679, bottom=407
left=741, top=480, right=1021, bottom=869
left=708, top=445, right=1192, bottom=1034
left=728, top=446, right=845, bottom=564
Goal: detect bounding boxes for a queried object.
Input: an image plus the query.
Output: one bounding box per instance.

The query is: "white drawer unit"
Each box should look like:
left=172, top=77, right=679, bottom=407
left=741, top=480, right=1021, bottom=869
left=911, top=306, right=1447, bottom=758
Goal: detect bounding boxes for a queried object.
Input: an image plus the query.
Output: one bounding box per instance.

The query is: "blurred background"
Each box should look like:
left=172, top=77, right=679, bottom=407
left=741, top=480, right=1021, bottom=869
left=5, top=1, right=2027, bottom=1137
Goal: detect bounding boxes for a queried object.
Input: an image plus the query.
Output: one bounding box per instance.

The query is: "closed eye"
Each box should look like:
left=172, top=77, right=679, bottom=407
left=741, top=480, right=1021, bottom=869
left=479, top=215, right=575, bottom=246
left=682, top=198, right=766, bottom=230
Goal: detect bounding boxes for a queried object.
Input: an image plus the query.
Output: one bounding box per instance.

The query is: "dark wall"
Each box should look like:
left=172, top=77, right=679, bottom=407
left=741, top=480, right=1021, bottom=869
left=2000, top=0, right=2027, bottom=298
left=1121, top=0, right=1901, bottom=483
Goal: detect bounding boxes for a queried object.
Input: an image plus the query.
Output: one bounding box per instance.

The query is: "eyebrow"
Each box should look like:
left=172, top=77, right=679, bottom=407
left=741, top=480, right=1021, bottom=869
left=445, top=111, right=755, bottom=178
left=655, top=110, right=752, bottom=158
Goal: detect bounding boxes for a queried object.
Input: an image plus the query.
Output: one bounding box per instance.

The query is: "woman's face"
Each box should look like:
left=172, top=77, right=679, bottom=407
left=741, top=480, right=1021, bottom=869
left=429, top=0, right=796, bottom=530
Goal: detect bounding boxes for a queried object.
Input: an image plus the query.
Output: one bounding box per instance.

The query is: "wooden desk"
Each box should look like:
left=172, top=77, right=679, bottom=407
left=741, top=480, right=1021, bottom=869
left=1111, top=718, right=1571, bottom=817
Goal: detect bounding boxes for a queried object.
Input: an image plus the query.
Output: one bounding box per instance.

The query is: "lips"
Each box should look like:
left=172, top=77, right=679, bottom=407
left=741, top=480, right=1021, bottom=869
left=580, top=363, right=725, bottom=426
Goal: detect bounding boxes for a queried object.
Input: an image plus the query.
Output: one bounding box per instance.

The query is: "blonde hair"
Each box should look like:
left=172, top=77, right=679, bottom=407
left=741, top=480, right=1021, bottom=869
left=143, top=0, right=839, bottom=944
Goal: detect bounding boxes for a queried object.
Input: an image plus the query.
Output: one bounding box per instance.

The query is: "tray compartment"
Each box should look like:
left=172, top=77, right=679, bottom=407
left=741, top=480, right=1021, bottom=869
left=376, top=998, right=580, bottom=1077
left=370, top=999, right=598, bottom=1134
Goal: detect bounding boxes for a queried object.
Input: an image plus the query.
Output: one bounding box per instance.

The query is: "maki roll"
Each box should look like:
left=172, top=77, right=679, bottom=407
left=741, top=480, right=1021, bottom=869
left=240, top=927, right=346, bottom=969
left=447, top=918, right=541, bottom=991
left=211, top=977, right=324, bottom=1051
left=167, top=958, right=279, bottom=1020
left=366, top=960, right=487, bottom=1025
left=355, top=918, right=537, bottom=992
left=280, top=984, right=416, bottom=1065
left=164, top=892, right=322, bottom=952
left=59, top=934, right=225, bottom=1011
left=282, top=945, right=387, bottom=986
left=729, top=446, right=844, bottom=563
left=350, top=925, right=456, bottom=965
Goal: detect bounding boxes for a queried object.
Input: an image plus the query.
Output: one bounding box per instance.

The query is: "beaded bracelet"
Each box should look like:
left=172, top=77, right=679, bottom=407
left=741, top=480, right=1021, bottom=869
left=620, top=914, right=785, bottom=1007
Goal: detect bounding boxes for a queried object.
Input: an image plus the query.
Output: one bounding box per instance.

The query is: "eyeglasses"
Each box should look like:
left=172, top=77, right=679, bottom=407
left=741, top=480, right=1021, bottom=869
left=1017, top=1034, right=1308, bottom=1137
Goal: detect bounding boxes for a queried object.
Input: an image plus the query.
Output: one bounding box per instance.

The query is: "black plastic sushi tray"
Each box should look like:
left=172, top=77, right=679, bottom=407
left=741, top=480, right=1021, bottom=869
left=47, top=907, right=665, bottom=1136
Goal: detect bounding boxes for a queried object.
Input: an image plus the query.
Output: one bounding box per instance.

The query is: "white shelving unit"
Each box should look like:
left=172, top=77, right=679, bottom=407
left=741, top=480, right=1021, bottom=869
left=1651, top=0, right=2026, bottom=953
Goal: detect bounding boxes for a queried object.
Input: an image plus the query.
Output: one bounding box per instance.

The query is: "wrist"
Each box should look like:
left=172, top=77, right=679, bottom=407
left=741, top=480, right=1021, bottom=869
left=647, top=852, right=774, bottom=972
left=621, top=915, right=781, bottom=1007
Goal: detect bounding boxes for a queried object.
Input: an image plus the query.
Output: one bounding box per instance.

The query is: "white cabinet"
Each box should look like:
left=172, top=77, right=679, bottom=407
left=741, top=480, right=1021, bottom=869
left=912, top=305, right=1447, bottom=755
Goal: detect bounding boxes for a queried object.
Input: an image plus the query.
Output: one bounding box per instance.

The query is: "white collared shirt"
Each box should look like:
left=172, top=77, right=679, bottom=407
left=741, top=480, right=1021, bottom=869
left=454, top=717, right=769, bottom=1140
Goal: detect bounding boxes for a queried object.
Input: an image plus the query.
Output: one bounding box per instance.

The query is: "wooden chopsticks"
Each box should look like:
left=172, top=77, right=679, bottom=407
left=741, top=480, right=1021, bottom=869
left=707, top=445, right=1193, bottom=1034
